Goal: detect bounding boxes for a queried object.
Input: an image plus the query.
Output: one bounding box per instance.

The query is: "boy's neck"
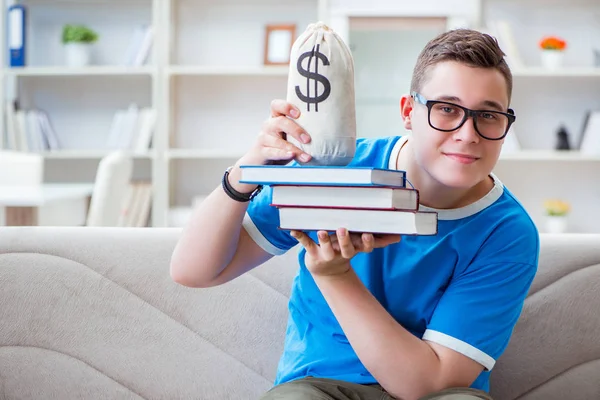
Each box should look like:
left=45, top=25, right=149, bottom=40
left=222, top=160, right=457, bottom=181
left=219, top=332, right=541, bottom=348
left=396, top=138, right=494, bottom=210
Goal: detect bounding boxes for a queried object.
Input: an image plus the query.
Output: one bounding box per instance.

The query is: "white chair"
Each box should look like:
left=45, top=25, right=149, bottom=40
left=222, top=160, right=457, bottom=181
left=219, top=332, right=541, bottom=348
left=0, top=150, right=44, bottom=185
left=0, top=151, right=44, bottom=226
left=86, top=151, right=133, bottom=227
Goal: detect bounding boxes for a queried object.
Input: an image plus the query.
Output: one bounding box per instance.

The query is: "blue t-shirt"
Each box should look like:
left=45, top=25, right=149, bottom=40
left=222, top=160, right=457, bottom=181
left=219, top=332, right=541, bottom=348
left=242, top=135, right=539, bottom=392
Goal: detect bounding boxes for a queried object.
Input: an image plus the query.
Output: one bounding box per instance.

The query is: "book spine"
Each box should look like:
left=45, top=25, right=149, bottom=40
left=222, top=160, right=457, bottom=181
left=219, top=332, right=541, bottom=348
left=8, top=5, right=26, bottom=68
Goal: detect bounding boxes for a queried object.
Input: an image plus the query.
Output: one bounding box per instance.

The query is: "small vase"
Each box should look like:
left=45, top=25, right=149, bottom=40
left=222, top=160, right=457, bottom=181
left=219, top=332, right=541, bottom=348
left=64, top=43, right=92, bottom=67
left=541, top=50, right=563, bottom=70
left=545, top=216, right=568, bottom=234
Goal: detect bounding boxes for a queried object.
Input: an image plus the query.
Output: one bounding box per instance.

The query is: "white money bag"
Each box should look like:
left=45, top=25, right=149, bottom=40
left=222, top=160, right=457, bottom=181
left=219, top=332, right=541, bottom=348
left=286, top=22, right=357, bottom=166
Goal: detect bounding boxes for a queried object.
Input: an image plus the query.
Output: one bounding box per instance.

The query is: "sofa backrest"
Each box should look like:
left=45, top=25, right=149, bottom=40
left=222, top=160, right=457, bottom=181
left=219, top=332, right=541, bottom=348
left=490, top=233, right=600, bottom=399
left=0, top=228, right=598, bottom=400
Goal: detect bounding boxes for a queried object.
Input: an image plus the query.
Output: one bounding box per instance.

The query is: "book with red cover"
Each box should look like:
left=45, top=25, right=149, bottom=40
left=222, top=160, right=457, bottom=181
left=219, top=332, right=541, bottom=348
left=276, top=205, right=437, bottom=236
left=270, top=184, right=419, bottom=211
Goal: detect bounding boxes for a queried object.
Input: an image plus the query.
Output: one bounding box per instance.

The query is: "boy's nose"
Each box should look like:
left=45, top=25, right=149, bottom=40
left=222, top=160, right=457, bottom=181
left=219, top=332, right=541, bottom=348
left=453, top=117, right=480, bottom=143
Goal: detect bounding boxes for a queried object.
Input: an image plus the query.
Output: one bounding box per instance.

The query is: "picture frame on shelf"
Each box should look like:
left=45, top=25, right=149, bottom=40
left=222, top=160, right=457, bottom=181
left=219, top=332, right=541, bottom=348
left=263, top=24, right=296, bottom=66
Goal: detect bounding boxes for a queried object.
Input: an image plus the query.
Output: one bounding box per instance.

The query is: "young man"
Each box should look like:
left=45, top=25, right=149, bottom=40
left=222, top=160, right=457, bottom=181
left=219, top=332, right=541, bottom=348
left=170, top=28, right=539, bottom=400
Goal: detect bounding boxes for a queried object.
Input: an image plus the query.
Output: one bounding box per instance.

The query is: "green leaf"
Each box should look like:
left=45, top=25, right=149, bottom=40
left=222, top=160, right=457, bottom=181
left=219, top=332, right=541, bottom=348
left=62, top=24, right=99, bottom=44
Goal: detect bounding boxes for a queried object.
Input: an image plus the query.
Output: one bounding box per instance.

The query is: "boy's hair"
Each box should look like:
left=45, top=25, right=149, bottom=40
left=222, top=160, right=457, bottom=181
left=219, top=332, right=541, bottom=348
left=410, top=28, right=513, bottom=102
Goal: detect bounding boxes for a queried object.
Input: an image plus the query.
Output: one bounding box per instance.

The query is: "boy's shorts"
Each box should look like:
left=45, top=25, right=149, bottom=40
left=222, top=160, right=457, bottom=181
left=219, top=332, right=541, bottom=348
left=259, top=377, right=494, bottom=400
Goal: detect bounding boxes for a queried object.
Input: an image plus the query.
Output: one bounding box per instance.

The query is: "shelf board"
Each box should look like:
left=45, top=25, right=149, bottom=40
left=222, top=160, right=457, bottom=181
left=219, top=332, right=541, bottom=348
left=168, top=65, right=289, bottom=77
left=166, top=148, right=246, bottom=159
left=40, top=150, right=155, bottom=159
left=3, top=66, right=156, bottom=77
left=512, top=67, right=600, bottom=77
left=499, top=150, right=600, bottom=161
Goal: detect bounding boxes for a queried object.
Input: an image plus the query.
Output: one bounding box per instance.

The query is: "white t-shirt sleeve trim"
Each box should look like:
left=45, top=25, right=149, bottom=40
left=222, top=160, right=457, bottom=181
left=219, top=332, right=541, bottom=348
left=242, top=212, right=287, bottom=256
left=422, top=329, right=496, bottom=371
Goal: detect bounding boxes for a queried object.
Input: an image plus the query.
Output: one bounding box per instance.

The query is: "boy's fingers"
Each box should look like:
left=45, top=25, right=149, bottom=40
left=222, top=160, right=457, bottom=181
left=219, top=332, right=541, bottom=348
left=270, top=99, right=300, bottom=118
left=317, top=231, right=336, bottom=261
left=361, top=233, right=374, bottom=253
left=337, top=228, right=355, bottom=259
left=291, top=230, right=318, bottom=256
left=373, top=234, right=401, bottom=248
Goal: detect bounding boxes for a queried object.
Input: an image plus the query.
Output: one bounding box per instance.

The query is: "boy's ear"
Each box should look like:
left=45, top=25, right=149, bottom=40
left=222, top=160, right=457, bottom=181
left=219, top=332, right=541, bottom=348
left=400, top=95, right=413, bottom=130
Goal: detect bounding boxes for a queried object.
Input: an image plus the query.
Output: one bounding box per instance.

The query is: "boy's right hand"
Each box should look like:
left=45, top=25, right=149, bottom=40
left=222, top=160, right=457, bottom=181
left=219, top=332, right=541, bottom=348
left=236, top=99, right=312, bottom=167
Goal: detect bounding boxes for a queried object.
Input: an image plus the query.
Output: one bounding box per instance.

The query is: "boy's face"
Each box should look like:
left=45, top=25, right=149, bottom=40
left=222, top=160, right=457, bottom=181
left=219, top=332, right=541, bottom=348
left=401, top=61, right=509, bottom=190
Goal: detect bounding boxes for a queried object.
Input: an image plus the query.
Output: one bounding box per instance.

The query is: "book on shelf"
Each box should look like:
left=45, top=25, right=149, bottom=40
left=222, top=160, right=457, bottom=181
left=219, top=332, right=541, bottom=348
left=277, top=206, right=437, bottom=236
left=578, top=110, right=600, bottom=155
left=239, top=165, right=406, bottom=187
left=123, top=25, right=154, bottom=66
left=106, top=104, right=156, bottom=153
left=271, top=184, right=418, bottom=210
left=2, top=102, right=60, bottom=152
left=118, top=181, right=152, bottom=227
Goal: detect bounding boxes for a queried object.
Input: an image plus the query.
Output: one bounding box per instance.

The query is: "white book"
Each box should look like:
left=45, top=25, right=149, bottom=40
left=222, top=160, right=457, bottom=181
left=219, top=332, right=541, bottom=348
left=134, top=183, right=152, bottom=227
left=107, top=110, right=125, bottom=149
left=14, top=110, right=28, bottom=152
left=579, top=111, right=600, bottom=155
left=26, top=110, right=45, bottom=152
left=271, top=185, right=418, bottom=210
left=119, top=104, right=139, bottom=149
left=4, top=102, right=18, bottom=150
left=133, top=26, right=154, bottom=66
left=278, top=207, right=438, bottom=235
left=239, top=165, right=406, bottom=188
left=123, top=26, right=147, bottom=66
left=132, top=108, right=156, bottom=153
left=37, top=110, right=60, bottom=150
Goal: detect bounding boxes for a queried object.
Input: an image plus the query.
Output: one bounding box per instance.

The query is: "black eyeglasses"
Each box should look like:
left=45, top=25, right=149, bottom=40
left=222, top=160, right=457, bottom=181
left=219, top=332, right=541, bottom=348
left=411, top=92, right=516, bottom=140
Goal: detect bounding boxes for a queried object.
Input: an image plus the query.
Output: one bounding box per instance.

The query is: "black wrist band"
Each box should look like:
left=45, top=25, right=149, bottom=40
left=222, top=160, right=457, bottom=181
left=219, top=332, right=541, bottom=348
left=222, top=167, right=263, bottom=202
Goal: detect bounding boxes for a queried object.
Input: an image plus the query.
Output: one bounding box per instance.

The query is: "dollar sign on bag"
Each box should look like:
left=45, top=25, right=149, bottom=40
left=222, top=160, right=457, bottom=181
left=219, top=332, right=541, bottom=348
left=295, top=44, right=331, bottom=112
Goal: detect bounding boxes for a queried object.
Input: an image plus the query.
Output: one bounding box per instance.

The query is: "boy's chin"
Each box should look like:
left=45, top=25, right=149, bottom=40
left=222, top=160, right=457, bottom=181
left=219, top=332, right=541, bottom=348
left=434, top=173, right=485, bottom=190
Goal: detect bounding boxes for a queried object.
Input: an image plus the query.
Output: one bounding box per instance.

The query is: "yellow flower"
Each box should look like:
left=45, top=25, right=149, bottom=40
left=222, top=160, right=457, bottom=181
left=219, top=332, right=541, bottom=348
left=543, top=199, right=570, bottom=216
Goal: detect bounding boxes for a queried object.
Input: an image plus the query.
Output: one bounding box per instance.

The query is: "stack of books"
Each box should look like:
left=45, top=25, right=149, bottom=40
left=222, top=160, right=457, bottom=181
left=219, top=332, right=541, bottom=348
left=238, top=165, right=438, bottom=236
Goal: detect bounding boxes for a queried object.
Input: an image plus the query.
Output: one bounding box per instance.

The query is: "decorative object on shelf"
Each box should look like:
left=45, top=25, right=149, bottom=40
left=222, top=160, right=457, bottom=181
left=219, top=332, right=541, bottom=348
left=543, top=199, right=570, bottom=233
left=7, top=4, right=27, bottom=67
left=62, top=24, right=99, bottom=67
left=539, top=36, right=566, bottom=70
left=264, top=24, right=296, bottom=65
left=555, top=125, right=571, bottom=150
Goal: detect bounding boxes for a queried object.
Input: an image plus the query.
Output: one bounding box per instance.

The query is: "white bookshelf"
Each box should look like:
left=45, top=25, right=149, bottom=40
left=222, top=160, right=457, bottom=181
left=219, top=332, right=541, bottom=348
left=4, top=66, right=156, bottom=77
left=167, top=65, right=289, bottom=77
left=2, top=0, right=600, bottom=233
left=512, top=67, right=600, bottom=78
left=39, top=149, right=156, bottom=159
left=499, top=150, right=600, bottom=162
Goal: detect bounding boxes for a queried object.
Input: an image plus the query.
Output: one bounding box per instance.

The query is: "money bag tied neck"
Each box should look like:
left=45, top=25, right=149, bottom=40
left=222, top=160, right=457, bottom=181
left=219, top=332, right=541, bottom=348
left=287, top=22, right=357, bottom=166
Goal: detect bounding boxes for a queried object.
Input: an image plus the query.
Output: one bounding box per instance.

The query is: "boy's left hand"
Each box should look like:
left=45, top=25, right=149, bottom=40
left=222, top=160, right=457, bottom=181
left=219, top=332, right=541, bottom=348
left=290, top=229, right=401, bottom=277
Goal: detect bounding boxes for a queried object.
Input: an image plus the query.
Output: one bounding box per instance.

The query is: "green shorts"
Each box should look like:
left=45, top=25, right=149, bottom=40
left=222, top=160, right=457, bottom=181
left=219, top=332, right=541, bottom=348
left=259, top=377, right=494, bottom=400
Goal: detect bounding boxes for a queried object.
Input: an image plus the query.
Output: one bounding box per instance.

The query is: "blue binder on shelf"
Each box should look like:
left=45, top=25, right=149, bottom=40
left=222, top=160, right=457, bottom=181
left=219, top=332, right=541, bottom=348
left=7, top=4, right=26, bottom=67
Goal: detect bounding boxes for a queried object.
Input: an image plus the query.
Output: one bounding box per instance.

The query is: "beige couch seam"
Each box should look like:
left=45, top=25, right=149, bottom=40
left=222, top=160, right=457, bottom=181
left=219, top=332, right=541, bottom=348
left=0, top=344, right=146, bottom=399
left=0, top=251, right=275, bottom=387
left=514, top=357, right=600, bottom=400
left=526, top=263, right=600, bottom=299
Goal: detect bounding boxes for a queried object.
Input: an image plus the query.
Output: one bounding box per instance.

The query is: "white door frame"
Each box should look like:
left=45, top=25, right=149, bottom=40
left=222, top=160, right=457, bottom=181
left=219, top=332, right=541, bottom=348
left=324, top=0, right=483, bottom=43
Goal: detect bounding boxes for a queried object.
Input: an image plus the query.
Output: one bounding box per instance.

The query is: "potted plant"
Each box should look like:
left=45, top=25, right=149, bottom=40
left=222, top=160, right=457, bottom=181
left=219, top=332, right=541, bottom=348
left=539, top=36, right=566, bottom=70
left=543, top=199, right=570, bottom=233
left=62, top=24, right=99, bottom=67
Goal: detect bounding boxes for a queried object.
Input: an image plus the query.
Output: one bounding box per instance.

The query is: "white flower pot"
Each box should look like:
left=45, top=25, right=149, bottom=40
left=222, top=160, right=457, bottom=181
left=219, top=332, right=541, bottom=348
left=540, top=50, right=563, bottom=70
left=545, top=216, right=568, bottom=234
left=64, top=43, right=92, bottom=67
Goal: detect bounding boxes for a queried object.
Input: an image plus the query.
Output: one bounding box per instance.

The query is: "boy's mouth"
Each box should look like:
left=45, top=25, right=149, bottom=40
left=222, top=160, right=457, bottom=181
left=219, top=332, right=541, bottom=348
left=443, top=152, right=480, bottom=164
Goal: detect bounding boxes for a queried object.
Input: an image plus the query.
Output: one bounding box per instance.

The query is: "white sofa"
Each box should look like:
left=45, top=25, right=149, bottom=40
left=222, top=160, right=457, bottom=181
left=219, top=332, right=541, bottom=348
left=1, top=227, right=599, bottom=399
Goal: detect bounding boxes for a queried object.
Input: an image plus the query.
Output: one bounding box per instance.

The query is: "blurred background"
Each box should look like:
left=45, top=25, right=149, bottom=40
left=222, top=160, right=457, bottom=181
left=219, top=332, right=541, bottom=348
left=1, top=0, right=599, bottom=234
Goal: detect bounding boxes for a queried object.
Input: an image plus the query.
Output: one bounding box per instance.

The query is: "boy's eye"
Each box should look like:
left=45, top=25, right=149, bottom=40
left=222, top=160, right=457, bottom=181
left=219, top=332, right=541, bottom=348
left=434, top=104, right=459, bottom=114
left=479, top=112, right=498, bottom=120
